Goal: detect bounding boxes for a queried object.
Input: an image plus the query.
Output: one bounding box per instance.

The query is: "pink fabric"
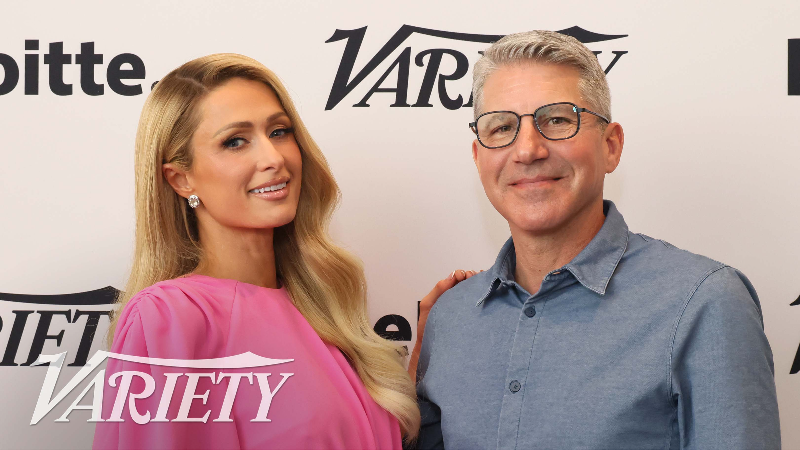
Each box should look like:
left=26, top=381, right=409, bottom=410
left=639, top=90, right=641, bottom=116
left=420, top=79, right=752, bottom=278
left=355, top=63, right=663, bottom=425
left=93, top=274, right=402, bottom=449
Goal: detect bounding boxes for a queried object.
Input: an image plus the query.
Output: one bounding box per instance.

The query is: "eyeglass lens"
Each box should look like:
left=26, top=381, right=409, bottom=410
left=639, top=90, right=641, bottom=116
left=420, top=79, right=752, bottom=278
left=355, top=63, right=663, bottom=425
left=476, top=103, right=579, bottom=147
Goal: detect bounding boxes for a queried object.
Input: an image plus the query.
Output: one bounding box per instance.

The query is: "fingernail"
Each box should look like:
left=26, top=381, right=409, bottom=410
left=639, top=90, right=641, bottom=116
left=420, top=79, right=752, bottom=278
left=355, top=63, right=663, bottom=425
left=449, top=270, right=456, bottom=279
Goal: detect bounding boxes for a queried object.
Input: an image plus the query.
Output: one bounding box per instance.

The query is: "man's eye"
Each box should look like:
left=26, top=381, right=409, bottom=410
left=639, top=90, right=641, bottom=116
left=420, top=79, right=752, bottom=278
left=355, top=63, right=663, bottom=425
left=223, top=137, right=247, bottom=149
left=270, top=127, right=294, bottom=139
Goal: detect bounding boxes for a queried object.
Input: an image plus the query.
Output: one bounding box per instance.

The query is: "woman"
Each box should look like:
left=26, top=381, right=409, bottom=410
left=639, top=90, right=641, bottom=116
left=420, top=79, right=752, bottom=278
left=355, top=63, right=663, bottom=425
left=93, top=54, right=471, bottom=449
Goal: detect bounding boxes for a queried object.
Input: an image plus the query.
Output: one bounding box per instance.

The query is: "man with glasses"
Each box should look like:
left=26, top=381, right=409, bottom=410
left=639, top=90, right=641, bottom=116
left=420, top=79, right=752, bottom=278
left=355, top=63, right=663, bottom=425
left=412, top=30, right=780, bottom=449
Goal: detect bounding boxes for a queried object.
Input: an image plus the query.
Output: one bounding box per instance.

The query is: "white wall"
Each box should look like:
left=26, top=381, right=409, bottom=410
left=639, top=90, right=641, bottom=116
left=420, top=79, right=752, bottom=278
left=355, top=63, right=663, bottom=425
left=0, top=0, right=798, bottom=447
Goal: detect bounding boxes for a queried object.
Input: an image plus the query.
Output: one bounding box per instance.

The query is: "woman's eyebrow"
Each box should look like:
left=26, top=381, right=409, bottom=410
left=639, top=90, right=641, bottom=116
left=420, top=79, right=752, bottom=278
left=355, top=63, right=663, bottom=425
left=212, top=112, right=290, bottom=138
left=213, top=121, right=252, bottom=138
left=265, top=112, right=289, bottom=124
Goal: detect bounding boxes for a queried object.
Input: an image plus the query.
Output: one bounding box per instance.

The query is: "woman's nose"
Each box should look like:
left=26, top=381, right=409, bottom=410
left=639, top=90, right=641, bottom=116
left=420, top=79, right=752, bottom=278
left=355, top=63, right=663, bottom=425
left=255, top=139, right=285, bottom=172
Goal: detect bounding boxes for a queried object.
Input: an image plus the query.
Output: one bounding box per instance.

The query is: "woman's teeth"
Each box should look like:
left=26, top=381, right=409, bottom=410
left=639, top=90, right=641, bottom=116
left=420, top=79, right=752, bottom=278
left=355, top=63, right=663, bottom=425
left=250, top=182, right=287, bottom=194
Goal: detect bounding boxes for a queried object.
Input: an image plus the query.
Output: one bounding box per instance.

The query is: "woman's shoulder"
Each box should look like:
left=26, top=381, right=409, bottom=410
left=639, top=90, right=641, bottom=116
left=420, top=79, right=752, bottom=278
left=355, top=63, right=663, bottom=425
left=122, top=275, right=234, bottom=317
left=112, top=275, right=239, bottom=357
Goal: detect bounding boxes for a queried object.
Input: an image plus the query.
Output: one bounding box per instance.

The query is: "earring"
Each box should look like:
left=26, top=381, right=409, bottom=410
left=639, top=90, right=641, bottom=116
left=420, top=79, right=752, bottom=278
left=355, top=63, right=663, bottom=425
left=188, top=194, right=200, bottom=209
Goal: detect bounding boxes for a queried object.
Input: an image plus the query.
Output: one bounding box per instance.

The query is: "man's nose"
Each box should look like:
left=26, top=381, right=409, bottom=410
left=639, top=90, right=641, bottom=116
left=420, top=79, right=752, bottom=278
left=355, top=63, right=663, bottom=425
left=512, top=116, right=549, bottom=164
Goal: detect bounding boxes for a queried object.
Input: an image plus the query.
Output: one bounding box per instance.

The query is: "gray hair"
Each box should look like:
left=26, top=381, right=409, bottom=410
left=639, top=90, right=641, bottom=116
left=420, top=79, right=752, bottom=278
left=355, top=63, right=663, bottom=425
left=472, top=30, right=611, bottom=121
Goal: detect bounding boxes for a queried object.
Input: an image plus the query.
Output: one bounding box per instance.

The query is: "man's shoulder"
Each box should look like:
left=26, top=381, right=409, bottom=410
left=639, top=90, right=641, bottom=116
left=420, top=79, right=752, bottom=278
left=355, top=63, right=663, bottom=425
left=625, top=231, right=727, bottom=274
left=622, top=231, right=757, bottom=301
left=432, top=271, right=493, bottom=314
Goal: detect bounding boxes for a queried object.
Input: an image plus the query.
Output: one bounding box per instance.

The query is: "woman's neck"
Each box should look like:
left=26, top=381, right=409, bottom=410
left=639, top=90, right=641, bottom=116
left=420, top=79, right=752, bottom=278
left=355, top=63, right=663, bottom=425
left=193, top=218, right=278, bottom=289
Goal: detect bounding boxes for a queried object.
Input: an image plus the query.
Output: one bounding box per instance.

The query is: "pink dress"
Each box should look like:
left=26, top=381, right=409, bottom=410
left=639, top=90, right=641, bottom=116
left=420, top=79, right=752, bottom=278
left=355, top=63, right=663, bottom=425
left=93, top=274, right=402, bottom=449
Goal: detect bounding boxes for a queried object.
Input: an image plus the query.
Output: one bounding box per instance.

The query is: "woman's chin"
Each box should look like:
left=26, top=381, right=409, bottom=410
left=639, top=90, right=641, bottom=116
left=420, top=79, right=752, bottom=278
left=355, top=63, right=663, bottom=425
left=254, top=214, right=297, bottom=230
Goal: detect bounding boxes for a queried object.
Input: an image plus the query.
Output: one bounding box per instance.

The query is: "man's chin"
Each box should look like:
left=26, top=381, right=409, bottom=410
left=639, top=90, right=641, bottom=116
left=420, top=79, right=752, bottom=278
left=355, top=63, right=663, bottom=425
left=505, top=197, right=605, bottom=237
left=507, top=212, right=568, bottom=236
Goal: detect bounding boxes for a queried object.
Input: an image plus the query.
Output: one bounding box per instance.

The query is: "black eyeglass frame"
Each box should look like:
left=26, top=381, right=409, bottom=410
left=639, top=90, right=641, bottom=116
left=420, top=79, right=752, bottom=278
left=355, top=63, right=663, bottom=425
left=468, top=102, right=611, bottom=149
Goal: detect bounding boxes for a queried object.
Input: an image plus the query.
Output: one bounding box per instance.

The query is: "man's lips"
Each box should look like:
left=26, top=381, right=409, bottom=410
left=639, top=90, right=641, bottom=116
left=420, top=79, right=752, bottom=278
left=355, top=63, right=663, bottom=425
left=510, top=176, right=562, bottom=186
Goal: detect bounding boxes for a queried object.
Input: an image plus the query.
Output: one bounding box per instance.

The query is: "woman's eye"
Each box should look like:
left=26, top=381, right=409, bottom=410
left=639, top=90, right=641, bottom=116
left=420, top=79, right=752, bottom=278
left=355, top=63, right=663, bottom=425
left=223, top=137, right=247, bottom=149
left=270, top=127, right=294, bottom=139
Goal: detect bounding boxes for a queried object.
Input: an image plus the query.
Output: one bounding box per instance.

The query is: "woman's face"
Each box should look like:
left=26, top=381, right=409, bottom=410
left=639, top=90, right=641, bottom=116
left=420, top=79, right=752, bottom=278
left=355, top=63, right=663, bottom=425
left=167, top=77, right=303, bottom=231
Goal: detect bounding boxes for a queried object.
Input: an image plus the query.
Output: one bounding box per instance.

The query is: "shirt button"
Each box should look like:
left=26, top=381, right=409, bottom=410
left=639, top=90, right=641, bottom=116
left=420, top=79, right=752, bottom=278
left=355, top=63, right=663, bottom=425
left=524, top=306, right=536, bottom=317
left=509, top=380, right=521, bottom=393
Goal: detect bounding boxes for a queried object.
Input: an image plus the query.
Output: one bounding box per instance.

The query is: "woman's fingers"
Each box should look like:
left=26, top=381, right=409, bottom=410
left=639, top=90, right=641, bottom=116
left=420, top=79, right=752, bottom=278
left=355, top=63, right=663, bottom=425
left=420, top=276, right=458, bottom=310
left=420, top=270, right=481, bottom=311
left=410, top=269, right=482, bottom=380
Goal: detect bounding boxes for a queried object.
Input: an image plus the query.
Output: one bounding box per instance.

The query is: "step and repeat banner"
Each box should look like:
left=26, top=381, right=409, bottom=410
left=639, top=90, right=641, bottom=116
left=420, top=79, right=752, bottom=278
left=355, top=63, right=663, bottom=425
left=1, top=0, right=798, bottom=448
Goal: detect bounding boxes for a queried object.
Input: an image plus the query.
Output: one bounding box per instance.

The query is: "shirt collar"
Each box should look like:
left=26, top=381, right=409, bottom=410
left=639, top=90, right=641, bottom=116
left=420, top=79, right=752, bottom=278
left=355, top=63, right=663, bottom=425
left=477, top=200, right=629, bottom=306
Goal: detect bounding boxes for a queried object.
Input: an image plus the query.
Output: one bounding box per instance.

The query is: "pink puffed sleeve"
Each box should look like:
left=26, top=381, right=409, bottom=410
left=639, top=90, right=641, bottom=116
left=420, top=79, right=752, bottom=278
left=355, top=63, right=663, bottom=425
left=92, top=290, right=240, bottom=450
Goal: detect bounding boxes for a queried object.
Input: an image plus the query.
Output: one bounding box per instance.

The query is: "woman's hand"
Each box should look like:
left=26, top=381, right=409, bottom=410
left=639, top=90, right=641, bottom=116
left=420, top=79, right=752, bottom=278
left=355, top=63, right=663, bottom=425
left=407, top=270, right=479, bottom=380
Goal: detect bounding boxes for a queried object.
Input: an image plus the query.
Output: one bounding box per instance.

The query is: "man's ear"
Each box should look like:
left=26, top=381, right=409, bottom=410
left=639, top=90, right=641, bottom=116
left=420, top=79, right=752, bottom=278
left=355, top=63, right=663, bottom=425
left=472, top=140, right=480, bottom=171
left=603, top=122, right=624, bottom=174
left=162, top=163, right=194, bottom=199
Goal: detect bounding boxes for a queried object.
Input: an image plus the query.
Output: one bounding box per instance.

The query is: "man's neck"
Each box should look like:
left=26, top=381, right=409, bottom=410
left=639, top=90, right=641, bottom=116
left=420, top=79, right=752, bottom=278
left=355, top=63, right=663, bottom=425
left=193, top=216, right=278, bottom=289
left=511, top=199, right=606, bottom=295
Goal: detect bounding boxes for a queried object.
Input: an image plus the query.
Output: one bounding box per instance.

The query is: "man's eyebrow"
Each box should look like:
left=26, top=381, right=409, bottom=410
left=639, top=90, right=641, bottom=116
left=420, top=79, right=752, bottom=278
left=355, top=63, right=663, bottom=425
left=212, top=112, right=289, bottom=138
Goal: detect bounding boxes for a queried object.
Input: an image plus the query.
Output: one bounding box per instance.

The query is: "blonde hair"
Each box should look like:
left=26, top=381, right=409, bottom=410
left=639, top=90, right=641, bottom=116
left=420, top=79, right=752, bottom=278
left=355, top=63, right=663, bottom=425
left=473, top=30, right=611, bottom=121
left=108, top=53, right=420, bottom=438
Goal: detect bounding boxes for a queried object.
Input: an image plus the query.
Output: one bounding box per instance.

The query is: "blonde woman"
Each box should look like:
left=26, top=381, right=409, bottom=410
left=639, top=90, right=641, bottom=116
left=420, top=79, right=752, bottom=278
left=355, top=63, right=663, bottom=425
left=92, top=54, right=471, bottom=449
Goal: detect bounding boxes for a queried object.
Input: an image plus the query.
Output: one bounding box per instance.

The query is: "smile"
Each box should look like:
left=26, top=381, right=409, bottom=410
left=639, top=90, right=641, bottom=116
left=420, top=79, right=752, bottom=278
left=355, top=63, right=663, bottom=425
left=511, top=176, right=562, bottom=187
left=249, top=182, right=287, bottom=194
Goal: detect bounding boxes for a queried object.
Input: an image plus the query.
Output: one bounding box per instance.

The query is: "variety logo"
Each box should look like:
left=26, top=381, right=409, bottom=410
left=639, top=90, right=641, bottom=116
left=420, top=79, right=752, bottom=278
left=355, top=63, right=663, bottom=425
left=325, top=25, right=629, bottom=110
left=790, top=294, right=800, bottom=374
left=30, top=351, right=293, bottom=424
left=0, top=288, right=115, bottom=367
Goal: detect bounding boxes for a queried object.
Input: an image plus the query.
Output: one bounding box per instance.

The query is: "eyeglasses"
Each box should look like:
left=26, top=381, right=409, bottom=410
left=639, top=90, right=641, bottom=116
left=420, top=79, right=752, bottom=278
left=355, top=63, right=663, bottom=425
left=469, top=102, right=610, bottom=149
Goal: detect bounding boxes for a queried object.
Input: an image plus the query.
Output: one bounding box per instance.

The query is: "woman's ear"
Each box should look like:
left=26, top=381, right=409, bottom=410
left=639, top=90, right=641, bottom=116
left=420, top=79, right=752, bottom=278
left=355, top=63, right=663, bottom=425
left=162, top=163, right=193, bottom=199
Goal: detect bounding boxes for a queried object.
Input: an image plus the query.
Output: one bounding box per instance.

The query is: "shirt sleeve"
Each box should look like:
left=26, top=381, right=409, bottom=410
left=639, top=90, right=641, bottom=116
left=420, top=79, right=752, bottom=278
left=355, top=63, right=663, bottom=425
left=93, top=295, right=180, bottom=450
left=92, top=291, right=239, bottom=450
left=671, top=266, right=781, bottom=450
left=412, top=305, right=445, bottom=450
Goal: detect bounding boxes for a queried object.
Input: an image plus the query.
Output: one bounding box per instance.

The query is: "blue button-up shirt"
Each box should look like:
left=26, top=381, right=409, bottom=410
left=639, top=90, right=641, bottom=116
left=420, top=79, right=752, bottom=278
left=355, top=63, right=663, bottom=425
left=415, top=201, right=780, bottom=450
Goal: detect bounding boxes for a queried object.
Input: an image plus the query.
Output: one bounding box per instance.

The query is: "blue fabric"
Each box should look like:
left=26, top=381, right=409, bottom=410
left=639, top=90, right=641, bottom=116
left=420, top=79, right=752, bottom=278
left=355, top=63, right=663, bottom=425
left=415, top=201, right=780, bottom=450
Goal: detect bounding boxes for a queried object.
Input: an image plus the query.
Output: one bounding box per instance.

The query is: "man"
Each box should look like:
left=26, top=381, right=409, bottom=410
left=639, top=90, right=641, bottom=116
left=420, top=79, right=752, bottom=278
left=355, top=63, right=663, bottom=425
left=413, top=30, right=780, bottom=449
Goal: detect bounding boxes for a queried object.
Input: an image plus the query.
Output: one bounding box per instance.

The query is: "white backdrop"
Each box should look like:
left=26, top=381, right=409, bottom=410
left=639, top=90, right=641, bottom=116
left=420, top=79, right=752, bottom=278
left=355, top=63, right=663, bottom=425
left=1, top=0, right=798, bottom=448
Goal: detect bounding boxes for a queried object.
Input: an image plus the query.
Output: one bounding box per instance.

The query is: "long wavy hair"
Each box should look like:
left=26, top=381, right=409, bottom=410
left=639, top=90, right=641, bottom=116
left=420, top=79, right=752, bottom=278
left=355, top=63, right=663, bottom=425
left=107, top=53, right=420, bottom=438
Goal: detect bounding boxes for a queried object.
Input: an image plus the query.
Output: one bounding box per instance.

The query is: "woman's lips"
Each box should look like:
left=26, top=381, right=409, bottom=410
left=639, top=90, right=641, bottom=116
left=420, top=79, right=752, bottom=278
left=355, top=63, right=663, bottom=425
left=249, top=181, right=289, bottom=200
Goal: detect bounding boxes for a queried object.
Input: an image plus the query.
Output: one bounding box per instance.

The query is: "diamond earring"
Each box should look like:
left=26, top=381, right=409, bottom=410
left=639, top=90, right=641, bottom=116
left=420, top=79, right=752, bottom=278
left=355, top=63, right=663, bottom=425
left=188, top=194, right=200, bottom=209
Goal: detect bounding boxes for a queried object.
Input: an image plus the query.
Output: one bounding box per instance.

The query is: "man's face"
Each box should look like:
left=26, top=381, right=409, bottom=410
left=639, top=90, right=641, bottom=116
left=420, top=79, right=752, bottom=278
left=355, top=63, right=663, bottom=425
left=472, top=63, right=623, bottom=236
